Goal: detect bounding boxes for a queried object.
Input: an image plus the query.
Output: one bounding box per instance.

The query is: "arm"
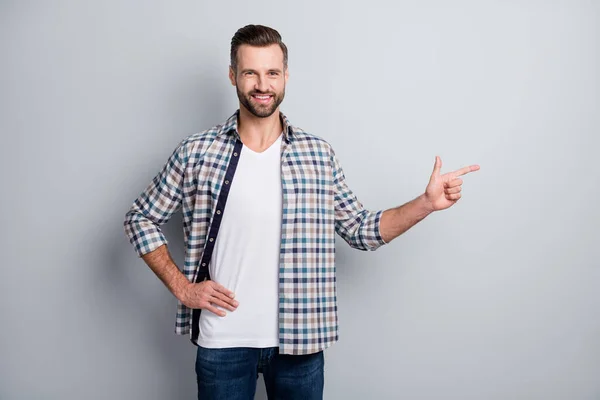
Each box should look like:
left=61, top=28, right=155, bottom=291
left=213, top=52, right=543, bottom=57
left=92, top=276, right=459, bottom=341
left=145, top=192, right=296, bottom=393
left=123, top=140, right=188, bottom=256
left=334, top=154, right=480, bottom=246
left=331, top=149, right=386, bottom=251
left=379, top=194, right=434, bottom=243
left=141, top=244, right=237, bottom=316
left=123, top=140, right=238, bottom=315
left=379, top=156, right=481, bottom=242
left=142, top=244, right=197, bottom=303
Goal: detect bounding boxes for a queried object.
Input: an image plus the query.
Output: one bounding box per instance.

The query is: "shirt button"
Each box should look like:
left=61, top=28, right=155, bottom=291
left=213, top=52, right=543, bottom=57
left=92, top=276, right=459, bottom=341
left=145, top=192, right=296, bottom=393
left=209, top=238, right=214, bottom=242
left=233, top=152, right=238, bottom=157
left=201, top=263, right=206, bottom=267
left=216, top=210, right=221, bottom=215
left=224, top=180, right=229, bottom=185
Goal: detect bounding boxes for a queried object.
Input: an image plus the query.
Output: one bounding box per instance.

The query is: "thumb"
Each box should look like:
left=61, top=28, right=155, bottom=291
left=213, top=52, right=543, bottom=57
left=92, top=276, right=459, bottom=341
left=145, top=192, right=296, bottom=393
left=431, top=155, right=442, bottom=177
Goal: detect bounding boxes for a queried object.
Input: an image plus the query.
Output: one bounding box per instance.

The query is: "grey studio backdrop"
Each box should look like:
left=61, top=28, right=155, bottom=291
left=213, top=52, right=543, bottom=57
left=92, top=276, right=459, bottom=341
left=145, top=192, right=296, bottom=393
left=1, top=1, right=599, bottom=399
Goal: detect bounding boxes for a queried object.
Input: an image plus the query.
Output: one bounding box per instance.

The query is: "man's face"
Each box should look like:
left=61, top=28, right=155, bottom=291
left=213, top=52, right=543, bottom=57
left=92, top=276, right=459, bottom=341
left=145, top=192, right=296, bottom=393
left=229, top=44, right=288, bottom=118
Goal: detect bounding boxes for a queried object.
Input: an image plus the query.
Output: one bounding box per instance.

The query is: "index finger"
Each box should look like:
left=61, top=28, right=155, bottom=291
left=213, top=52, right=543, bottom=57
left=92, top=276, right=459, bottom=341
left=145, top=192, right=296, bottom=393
left=211, top=281, right=235, bottom=298
left=452, top=164, right=480, bottom=177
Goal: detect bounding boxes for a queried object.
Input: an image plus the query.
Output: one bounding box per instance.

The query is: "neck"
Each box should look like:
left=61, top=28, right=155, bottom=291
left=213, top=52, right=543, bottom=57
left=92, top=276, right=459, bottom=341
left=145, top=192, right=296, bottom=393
left=237, top=106, right=283, bottom=149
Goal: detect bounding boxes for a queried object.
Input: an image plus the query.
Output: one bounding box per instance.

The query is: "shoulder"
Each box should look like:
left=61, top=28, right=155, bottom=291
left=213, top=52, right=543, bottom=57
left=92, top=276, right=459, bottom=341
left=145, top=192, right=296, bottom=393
left=289, top=126, right=335, bottom=156
left=174, top=120, right=229, bottom=161
left=181, top=122, right=222, bottom=150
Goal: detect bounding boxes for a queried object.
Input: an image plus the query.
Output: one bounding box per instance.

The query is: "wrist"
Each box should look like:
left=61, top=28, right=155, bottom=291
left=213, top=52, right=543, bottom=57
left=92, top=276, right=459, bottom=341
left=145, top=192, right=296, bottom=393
left=418, top=193, right=436, bottom=215
left=173, top=280, right=191, bottom=303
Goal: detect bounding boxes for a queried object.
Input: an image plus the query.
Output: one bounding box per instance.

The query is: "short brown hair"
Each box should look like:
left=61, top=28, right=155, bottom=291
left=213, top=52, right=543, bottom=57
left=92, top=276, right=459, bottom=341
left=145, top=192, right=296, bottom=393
left=230, top=24, right=288, bottom=72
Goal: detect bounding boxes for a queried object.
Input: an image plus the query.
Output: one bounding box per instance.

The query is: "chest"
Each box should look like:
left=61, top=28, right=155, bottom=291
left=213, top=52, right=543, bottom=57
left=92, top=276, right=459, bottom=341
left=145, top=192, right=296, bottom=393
left=187, top=138, right=334, bottom=216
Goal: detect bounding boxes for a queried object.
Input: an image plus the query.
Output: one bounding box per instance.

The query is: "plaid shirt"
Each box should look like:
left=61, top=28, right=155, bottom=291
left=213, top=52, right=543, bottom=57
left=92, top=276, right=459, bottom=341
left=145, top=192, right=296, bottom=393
left=124, top=110, right=386, bottom=355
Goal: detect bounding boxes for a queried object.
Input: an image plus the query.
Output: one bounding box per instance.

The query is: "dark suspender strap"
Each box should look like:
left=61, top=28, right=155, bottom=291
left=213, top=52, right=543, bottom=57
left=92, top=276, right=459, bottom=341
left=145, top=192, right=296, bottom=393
left=191, top=139, right=243, bottom=345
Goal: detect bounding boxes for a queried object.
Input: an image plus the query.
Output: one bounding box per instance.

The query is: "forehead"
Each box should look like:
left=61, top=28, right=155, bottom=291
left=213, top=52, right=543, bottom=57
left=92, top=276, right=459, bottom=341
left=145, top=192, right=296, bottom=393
left=236, top=44, right=284, bottom=69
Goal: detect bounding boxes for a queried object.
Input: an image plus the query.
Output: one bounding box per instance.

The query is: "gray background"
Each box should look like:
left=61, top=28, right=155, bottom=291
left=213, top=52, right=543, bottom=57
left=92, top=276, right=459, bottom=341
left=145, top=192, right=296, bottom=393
left=1, top=0, right=599, bottom=399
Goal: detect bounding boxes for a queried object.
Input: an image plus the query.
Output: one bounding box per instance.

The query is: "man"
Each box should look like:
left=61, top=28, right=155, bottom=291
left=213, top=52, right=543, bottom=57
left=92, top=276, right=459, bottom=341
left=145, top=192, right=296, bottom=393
left=124, top=24, right=479, bottom=400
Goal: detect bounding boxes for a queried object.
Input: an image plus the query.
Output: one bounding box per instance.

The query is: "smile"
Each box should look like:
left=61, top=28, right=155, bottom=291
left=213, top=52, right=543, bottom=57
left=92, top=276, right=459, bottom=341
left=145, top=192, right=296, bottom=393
left=252, top=94, right=273, bottom=103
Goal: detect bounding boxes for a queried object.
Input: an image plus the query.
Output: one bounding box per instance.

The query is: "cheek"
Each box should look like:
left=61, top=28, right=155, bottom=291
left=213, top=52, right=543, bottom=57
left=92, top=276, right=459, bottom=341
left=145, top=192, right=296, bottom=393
left=236, top=80, right=250, bottom=92
left=240, top=78, right=259, bottom=91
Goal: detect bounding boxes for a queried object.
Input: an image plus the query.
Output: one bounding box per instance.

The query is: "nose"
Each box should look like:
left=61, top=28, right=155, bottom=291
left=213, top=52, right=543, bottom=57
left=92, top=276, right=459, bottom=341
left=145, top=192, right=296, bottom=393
left=255, top=74, right=269, bottom=93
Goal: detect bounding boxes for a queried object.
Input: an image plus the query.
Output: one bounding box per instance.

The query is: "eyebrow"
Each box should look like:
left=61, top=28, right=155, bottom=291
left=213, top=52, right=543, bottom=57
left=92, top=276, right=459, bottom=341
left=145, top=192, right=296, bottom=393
left=240, top=68, right=283, bottom=74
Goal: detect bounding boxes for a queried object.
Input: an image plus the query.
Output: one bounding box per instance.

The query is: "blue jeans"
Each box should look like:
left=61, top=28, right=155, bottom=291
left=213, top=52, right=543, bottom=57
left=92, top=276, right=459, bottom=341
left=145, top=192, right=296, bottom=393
left=195, top=346, right=324, bottom=400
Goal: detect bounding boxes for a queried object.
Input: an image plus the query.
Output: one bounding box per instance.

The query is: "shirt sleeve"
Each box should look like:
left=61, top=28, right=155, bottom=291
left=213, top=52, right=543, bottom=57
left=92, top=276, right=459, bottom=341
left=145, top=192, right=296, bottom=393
left=123, top=140, right=188, bottom=257
left=331, top=147, right=387, bottom=251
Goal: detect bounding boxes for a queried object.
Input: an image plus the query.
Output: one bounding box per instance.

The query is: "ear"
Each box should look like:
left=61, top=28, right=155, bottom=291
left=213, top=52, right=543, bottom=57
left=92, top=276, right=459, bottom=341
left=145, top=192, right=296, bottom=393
left=284, top=67, right=289, bottom=84
left=228, top=66, right=236, bottom=86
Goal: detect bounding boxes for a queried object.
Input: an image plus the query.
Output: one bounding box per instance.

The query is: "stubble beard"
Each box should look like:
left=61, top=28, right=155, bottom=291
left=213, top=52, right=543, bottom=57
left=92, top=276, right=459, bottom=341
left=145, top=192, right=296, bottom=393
left=236, top=83, right=285, bottom=118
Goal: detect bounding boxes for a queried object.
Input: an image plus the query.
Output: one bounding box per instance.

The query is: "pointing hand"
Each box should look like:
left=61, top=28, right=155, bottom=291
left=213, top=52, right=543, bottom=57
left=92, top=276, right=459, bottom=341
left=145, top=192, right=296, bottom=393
left=424, top=156, right=480, bottom=212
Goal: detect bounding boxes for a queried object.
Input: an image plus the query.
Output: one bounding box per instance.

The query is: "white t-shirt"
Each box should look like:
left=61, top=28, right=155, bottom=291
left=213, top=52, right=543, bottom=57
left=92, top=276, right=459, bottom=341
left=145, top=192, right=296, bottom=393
left=197, top=134, right=282, bottom=348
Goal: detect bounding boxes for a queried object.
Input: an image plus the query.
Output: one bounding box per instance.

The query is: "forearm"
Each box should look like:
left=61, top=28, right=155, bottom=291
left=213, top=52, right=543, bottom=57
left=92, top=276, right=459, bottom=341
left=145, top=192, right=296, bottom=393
left=141, top=244, right=190, bottom=301
left=379, top=193, right=435, bottom=243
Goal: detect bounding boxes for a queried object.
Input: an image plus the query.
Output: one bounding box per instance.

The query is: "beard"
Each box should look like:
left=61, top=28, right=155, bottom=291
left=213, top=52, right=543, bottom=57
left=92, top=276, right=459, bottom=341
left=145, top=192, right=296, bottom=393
left=236, top=84, right=285, bottom=118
